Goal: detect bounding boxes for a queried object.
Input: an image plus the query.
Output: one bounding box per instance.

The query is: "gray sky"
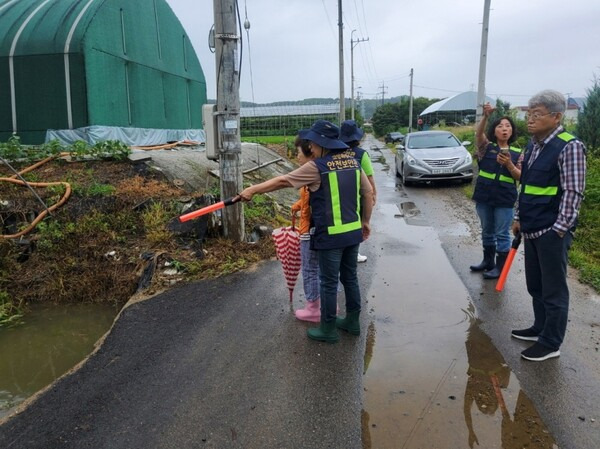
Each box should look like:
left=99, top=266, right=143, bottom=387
left=168, top=0, right=600, bottom=106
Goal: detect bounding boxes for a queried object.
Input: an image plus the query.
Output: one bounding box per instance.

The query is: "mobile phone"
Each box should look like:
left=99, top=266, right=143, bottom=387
left=500, top=148, right=509, bottom=155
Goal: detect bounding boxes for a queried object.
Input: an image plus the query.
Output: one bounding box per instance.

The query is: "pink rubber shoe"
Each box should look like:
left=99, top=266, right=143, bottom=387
left=295, top=299, right=321, bottom=323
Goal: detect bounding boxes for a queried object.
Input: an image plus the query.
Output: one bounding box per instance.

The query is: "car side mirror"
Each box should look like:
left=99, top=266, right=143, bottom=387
left=461, top=141, right=471, bottom=147
left=396, top=144, right=405, bottom=150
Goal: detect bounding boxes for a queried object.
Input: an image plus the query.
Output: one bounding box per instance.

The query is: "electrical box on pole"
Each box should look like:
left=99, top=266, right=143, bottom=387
left=203, top=103, right=218, bottom=161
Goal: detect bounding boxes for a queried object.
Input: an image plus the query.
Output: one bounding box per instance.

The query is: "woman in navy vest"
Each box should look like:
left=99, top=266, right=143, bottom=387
left=237, top=120, right=374, bottom=343
left=470, top=103, right=523, bottom=279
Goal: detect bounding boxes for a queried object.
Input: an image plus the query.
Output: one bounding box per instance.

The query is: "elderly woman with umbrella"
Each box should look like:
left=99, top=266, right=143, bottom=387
left=237, top=120, right=373, bottom=343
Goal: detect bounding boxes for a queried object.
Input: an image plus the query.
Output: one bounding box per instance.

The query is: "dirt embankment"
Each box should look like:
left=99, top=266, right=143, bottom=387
left=0, top=156, right=278, bottom=313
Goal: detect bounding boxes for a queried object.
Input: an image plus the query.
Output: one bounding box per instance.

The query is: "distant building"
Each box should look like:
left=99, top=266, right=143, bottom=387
left=419, top=91, right=495, bottom=125
left=1, top=0, right=207, bottom=145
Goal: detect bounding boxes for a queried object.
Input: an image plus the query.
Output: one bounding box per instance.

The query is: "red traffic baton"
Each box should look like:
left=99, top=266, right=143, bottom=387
left=179, top=196, right=240, bottom=222
left=495, top=232, right=522, bottom=292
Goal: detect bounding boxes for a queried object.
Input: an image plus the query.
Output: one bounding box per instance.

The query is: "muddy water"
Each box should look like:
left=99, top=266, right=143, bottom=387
left=361, top=159, right=558, bottom=448
left=0, top=303, right=117, bottom=419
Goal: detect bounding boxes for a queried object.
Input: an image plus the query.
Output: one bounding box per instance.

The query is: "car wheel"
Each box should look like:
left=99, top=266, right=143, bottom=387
left=401, top=166, right=412, bottom=187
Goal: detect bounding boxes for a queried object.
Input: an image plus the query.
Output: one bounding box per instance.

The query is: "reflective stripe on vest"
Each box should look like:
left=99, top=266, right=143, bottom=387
left=478, top=169, right=515, bottom=184
left=522, top=184, right=559, bottom=196
left=557, top=132, right=575, bottom=142
left=327, top=170, right=362, bottom=235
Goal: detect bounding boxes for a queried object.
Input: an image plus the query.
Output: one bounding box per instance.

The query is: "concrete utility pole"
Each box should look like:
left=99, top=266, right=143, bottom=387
left=379, top=82, right=387, bottom=106
left=338, top=0, right=345, bottom=123
left=358, top=88, right=366, bottom=119
left=408, top=68, right=414, bottom=132
left=350, top=30, right=368, bottom=120
left=214, top=0, right=244, bottom=241
left=476, top=0, right=491, bottom=123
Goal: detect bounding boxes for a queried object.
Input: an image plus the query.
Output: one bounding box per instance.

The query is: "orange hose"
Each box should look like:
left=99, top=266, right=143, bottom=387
left=1, top=154, right=72, bottom=239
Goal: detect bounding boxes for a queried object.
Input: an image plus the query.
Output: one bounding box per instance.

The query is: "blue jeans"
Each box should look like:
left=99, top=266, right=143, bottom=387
left=317, top=244, right=361, bottom=323
left=524, top=230, right=573, bottom=350
left=475, top=202, right=514, bottom=252
left=300, top=239, right=320, bottom=302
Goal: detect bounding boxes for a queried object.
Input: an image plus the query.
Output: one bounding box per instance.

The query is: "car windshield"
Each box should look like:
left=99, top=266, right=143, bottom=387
left=407, top=133, right=460, bottom=149
left=390, top=133, right=402, bottom=137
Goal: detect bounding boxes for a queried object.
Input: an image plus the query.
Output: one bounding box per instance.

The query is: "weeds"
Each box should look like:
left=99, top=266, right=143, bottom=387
left=569, top=156, right=600, bottom=290
left=86, top=183, right=116, bottom=197
left=0, top=137, right=131, bottom=163
left=243, top=192, right=281, bottom=229
left=0, top=291, right=24, bottom=328
left=142, top=202, right=174, bottom=246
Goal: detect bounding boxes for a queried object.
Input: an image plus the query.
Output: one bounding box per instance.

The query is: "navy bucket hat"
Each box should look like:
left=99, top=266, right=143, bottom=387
left=298, top=120, right=348, bottom=150
left=340, top=120, right=364, bottom=143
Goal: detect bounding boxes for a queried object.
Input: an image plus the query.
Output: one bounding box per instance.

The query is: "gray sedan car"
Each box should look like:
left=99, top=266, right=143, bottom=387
left=395, top=130, right=474, bottom=186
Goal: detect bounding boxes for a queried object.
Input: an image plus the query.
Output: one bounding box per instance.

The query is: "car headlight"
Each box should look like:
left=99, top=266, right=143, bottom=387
left=407, top=155, right=417, bottom=166
left=464, top=153, right=472, bottom=164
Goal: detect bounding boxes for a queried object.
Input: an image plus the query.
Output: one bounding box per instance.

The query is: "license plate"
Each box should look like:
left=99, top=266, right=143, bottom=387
left=432, top=169, right=453, bottom=174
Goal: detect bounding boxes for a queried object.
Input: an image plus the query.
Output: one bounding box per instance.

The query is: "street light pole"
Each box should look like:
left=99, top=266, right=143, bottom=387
left=408, top=68, right=414, bottom=132
left=476, top=0, right=491, bottom=124
left=351, top=29, right=368, bottom=121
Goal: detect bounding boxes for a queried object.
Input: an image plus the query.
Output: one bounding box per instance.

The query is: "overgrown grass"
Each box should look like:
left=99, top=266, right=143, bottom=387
left=569, top=156, right=600, bottom=290
left=0, top=135, right=131, bottom=162
left=142, top=202, right=176, bottom=246
left=0, top=291, right=23, bottom=328
left=241, top=136, right=290, bottom=145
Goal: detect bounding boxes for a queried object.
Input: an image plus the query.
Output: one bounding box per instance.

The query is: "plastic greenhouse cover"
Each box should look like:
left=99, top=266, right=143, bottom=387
left=46, top=126, right=206, bottom=146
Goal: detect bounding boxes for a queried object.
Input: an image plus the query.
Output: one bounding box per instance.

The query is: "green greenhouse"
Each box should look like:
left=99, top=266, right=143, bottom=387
left=0, top=0, right=207, bottom=144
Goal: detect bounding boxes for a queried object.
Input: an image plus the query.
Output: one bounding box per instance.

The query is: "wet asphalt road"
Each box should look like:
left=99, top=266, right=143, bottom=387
left=0, top=262, right=371, bottom=449
left=1, top=135, right=599, bottom=448
left=361, top=135, right=599, bottom=449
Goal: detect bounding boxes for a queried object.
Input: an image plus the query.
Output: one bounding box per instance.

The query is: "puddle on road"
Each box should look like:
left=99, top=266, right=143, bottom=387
left=361, top=203, right=557, bottom=449
left=0, top=303, right=117, bottom=419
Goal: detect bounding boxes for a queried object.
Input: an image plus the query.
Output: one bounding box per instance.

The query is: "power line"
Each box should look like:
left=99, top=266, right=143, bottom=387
left=352, top=0, right=364, bottom=36
left=413, top=84, right=464, bottom=94
left=321, top=0, right=336, bottom=39
left=357, top=72, right=409, bottom=83
left=358, top=0, right=377, bottom=80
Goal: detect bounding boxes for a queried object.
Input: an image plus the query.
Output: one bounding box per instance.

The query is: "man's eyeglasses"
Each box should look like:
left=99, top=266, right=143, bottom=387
left=525, top=112, right=558, bottom=121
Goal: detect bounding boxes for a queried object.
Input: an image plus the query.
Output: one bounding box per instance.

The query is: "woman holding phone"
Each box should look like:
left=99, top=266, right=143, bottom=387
left=470, top=103, right=523, bottom=279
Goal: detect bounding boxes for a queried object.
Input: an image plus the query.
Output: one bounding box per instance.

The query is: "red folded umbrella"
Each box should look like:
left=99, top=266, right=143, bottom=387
left=271, top=217, right=301, bottom=302
left=496, top=232, right=522, bottom=292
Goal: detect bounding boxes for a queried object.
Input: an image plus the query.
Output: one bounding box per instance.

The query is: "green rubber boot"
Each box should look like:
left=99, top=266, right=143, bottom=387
left=307, top=320, right=339, bottom=343
left=336, top=310, right=361, bottom=336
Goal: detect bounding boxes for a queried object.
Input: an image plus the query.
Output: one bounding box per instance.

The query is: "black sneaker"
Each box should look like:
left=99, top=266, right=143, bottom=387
left=511, top=328, right=539, bottom=342
left=521, top=342, right=560, bottom=362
